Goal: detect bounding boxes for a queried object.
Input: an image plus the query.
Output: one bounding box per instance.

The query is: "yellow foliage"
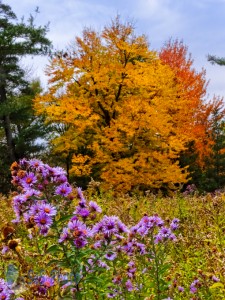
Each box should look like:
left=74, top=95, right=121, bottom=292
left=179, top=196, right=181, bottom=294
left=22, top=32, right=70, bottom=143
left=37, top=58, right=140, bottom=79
left=33, top=17, right=211, bottom=192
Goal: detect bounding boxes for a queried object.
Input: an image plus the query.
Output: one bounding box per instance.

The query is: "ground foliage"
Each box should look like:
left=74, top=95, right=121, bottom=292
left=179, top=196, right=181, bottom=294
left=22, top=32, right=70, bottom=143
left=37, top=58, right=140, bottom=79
left=0, top=171, right=225, bottom=299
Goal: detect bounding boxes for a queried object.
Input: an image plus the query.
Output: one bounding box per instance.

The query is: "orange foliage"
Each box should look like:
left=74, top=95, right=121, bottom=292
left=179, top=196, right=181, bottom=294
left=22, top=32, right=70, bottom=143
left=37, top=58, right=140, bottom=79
left=159, top=40, right=223, bottom=165
left=34, top=18, right=219, bottom=192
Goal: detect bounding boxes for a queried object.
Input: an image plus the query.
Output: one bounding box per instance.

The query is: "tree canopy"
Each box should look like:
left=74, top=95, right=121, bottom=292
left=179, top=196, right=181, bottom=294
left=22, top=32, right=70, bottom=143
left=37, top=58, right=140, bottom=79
left=34, top=17, right=224, bottom=193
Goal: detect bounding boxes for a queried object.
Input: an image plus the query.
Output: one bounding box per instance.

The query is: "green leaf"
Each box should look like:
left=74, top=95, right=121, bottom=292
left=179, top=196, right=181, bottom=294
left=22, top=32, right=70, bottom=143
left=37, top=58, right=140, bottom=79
left=210, top=282, right=224, bottom=289
left=46, top=244, right=61, bottom=254
left=55, top=214, right=74, bottom=225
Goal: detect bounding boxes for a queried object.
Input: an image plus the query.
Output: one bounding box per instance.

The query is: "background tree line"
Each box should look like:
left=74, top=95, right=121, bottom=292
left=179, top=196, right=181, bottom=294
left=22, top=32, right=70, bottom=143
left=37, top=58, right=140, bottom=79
left=1, top=1, right=225, bottom=194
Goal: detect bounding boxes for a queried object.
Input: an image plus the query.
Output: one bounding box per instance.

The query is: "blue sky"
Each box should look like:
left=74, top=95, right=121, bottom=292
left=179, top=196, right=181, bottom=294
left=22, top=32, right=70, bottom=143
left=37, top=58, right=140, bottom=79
left=7, top=0, right=225, bottom=99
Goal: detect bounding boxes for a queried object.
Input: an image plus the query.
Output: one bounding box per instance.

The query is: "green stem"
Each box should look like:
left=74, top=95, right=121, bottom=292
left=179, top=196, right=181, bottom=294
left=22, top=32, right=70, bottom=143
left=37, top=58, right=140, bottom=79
left=152, top=241, right=161, bottom=300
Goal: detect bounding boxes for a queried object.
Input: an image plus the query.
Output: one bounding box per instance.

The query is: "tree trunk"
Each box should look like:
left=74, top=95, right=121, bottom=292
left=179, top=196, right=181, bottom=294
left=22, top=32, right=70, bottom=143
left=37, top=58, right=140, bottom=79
left=2, top=114, right=16, bottom=162
left=0, top=80, right=16, bottom=162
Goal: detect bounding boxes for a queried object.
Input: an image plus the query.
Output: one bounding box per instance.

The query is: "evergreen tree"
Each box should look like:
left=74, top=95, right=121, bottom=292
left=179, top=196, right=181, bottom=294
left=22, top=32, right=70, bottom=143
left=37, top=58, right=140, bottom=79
left=202, top=104, right=225, bottom=191
left=0, top=1, right=51, bottom=163
left=208, top=54, right=225, bottom=66
left=0, top=79, right=52, bottom=193
left=0, top=2, right=52, bottom=193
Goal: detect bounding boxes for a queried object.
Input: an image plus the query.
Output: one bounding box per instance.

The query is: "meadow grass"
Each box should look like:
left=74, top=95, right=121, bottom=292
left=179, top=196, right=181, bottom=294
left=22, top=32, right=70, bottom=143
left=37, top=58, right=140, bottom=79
left=0, top=187, right=225, bottom=299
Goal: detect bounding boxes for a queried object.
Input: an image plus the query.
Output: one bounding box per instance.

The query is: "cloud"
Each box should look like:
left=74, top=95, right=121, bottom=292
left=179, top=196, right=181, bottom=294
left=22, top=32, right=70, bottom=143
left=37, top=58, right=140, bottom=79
left=5, top=0, right=225, bottom=99
left=126, top=0, right=187, bottom=49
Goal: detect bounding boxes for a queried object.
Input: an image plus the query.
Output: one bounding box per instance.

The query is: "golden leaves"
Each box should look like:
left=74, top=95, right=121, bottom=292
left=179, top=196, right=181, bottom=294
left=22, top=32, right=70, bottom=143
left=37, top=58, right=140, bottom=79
left=34, top=18, right=217, bottom=193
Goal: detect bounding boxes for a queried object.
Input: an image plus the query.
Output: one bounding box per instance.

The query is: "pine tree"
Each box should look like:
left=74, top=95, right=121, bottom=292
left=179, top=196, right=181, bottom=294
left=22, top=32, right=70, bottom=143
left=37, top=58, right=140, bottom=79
left=0, top=1, right=51, bottom=163
left=208, top=54, right=225, bottom=66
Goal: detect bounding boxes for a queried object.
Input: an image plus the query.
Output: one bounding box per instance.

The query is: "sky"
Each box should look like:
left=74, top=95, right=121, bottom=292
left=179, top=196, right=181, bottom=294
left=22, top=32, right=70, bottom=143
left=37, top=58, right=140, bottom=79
left=6, top=0, right=225, bottom=100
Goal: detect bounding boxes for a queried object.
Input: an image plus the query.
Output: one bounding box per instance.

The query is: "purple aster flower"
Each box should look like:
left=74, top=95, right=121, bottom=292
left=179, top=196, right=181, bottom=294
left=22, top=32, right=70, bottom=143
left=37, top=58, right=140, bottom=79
left=136, top=242, right=146, bottom=254
left=120, top=241, right=134, bottom=255
left=154, top=226, right=177, bottom=243
left=0, top=279, right=14, bottom=300
left=59, top=228, right=70, bottom=243
left=128, top=261, right=135, bottom=267
left=24, top=188, right=41, bottom=197
left=0, top=292, right=10, bottom=300
left=125, top=279, right=134, bottom=291
left=127, top=261, right=136, bottom=277
left=70, top=215, right=78, bottom=221
left=97, top=260, right=109, bottom=269
left=13, top=194, right=27, bottom=206
left=19, top=158, right=29, bottom=167
left=154, top=233, right=163, bottom=244
left=77, top=187, right=86, bottom=202
left=75, top=207, right=90, bottom=218
left=92, top=216, right=128, bottom=238
left=40, top=275, right=55, bottom=288
left=178, top=286, right=184, bottom=292
left=93, top=240, right=102, bottom=249
left=212, top=275, right=220, bottom=282
left=127, top=267, right=136, bottom=278
left=170, top=218, right=180, bottom=231
left=159, top=227, right=172, bottom=237
left=1, top=246, right=9, bottom=254
left=190, top=279, right=199, bottom=294
left=131, top=215, right=164, bottom=237
left=40, top=227, right=50, bottom=236
left=105, top=252, right=117, bottom=261
left=73, top=237, right=87, bottom=248
left=55, top=183, right=72, bottom=197
left=63, top=219, right=91, bottom=246
left=51, top=166, right=67, bottom=177
left=117, top=219, right=129, bottom=234
left=40, top=203, right=57, bottom=216
left=29, top=158, right=44, bottom=169
left=29, top=203, right=42, bottom=215
left=112, top=276, right=122, bottom=285
left=87, top=258, right=94, bottom=267
left=54, top=174, right=68, bottom=183
left=38, top=165, right=50, bottom=178
left=78, top=199, right=87, bottom=208
left=34, top=212, right=53, bottom=229
left=37, top=286, right=48, bottom=295
left=21, top=172, right=37, bottom=188
left=89, top=201, right=102, bottom=213
left=107, top=293, right=117, bottom=298
left=67, top=219, right=89, bottom=235
left=190, top=285, right=197, bottom=294
left=169, top=233, right=177, bottom=241
left=137, top=225, right=148, bottom=236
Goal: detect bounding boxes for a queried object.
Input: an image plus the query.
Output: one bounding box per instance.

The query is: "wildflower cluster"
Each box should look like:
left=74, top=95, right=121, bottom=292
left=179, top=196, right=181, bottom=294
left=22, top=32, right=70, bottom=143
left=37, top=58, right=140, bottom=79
left=10, top=159, right=71, bottom=236
left=1, top=159, right=182, bottom=299
left=29, top=275, right=55, bottom=297
left=0, top=278, right=24, bottom=300
left=183, top=184, right=197, bottom=196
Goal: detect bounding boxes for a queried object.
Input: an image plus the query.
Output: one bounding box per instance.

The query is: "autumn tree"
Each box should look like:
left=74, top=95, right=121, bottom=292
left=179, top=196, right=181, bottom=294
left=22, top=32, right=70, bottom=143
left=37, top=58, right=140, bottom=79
left=34, top=18, right=217, bottom=193
left=195, top=101, right=225, bottom=192
left=160, top=40, right=215, bottom=163
left=159, top=40, right=225, bottom=191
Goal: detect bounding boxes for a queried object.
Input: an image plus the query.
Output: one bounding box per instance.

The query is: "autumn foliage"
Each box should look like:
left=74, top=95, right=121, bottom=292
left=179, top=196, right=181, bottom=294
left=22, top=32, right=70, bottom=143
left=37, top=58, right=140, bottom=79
left=34, top=17, right=222, bottom=193
left=159, top=40, right=224, bottom=165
